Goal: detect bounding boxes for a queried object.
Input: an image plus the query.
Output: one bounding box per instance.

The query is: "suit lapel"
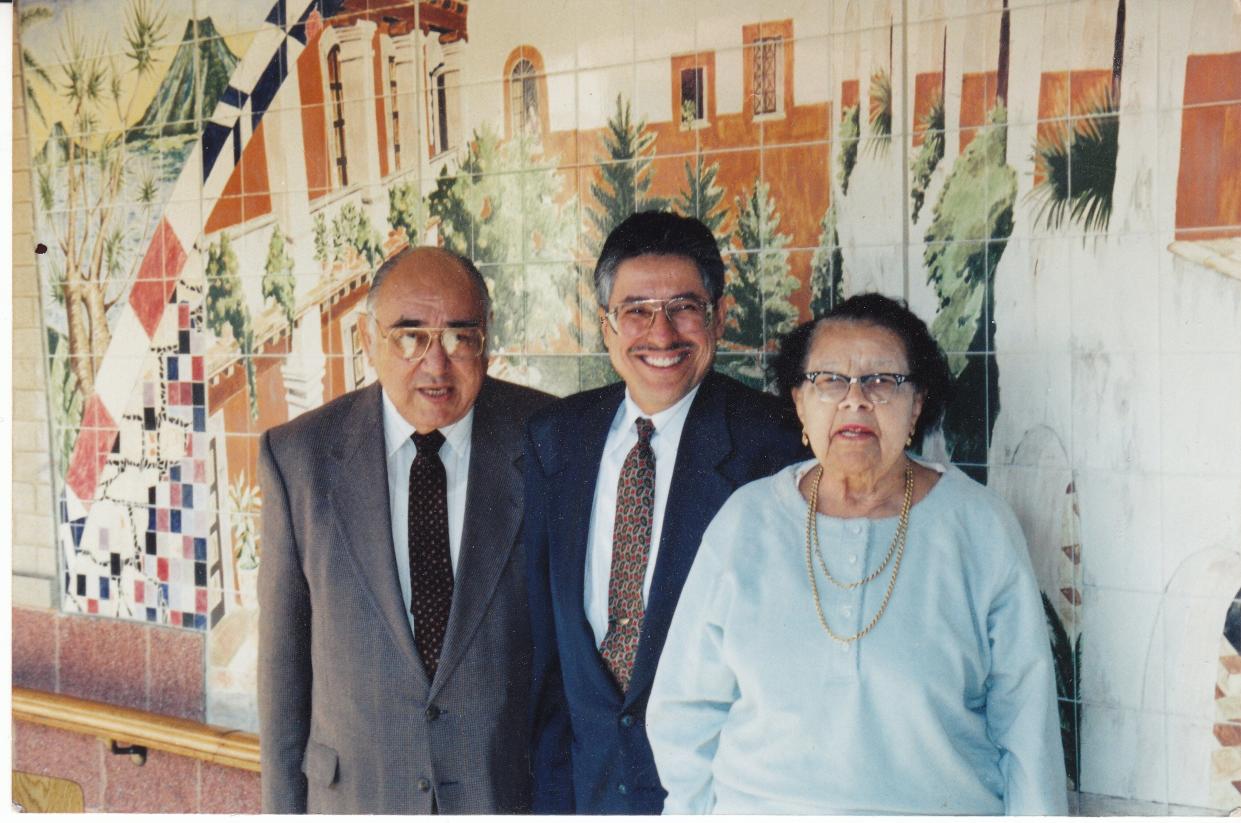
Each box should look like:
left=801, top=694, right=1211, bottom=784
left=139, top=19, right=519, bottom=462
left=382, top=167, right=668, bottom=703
left=327, top=384, right=430, bottom=693
left=432, top=381, right=521, bottom=696
left=625, top=373, right=739, bottom=707
left=554, top=383, right=626, bottom=698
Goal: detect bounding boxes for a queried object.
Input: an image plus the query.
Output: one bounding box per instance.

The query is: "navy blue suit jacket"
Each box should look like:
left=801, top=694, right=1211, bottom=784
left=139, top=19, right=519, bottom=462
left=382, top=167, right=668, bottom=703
left=524, top=370, right=808, bottom=814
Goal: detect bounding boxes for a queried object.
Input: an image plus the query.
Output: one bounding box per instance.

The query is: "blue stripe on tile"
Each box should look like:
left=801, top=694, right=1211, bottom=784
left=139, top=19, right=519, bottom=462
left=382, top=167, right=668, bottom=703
left=219, top=85, right=249, bottom=109
left=251, top=40, right=287, bottom=131
left=200, top=122, right=233, bottom=182
left=265, top=0, right=286, bottom=29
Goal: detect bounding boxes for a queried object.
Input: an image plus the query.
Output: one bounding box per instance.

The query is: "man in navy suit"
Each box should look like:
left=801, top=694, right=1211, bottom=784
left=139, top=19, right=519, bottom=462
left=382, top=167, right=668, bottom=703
left=524, top=211, right=808, bottom=813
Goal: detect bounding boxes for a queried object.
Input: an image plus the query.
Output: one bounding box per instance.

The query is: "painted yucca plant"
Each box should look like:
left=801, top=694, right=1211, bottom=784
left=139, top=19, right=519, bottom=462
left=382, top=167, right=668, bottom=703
left=837, top=104, right=861, bottom=195
left=1029, top=83, right=1119, bottom=234
left=867, top=68, right=893, bottom=156
left=910, top=91, right=946, bottom=223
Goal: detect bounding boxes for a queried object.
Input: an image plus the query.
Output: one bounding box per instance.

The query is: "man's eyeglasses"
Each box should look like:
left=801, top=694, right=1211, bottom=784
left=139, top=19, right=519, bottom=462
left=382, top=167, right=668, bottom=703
left=801, top=372, right=912, bottom=404
left=603, top=297, right=714, bottom=336
left=371, top=316, right=486, bottom=362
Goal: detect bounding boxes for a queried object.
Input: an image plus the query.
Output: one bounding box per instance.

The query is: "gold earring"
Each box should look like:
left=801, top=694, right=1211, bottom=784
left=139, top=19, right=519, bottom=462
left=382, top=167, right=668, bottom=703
left=801, top=431, right=809, bottom=447
left=906, top=431, right=914, bottom=448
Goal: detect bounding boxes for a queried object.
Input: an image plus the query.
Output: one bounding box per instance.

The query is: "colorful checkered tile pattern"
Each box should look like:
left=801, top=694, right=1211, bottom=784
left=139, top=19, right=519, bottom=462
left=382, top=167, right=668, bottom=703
left=57, top=0, right=318, bottom=629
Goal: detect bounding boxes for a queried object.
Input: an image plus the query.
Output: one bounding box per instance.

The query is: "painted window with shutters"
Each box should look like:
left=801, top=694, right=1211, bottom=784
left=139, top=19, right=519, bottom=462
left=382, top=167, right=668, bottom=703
left=753, top=36, right=781, bottom=115
left=326, top=45, right=348, bottom=186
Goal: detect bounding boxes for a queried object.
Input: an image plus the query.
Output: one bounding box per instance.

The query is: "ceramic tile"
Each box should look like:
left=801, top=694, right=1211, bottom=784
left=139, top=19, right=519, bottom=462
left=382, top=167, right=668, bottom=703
left=1079, top=584, right=1165, bottom=712
left=573, top=0, right=635, bottom=71
left=1160, top=352, right=1241, bottom=476
left=1078, top=703, right=1168, bottom=804
left=1069, top=350, right=1161, bottom=473
left=1076, top=469, right=1163, bottom=593
left=1161, top=473, right=1241, bottom=593
left=1160, top=251, right=1241, bottom=355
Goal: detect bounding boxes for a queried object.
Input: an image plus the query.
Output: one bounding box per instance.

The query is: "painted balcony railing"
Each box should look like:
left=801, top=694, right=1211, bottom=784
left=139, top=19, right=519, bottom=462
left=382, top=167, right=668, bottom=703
left=11, top=687, right=260, bottom=773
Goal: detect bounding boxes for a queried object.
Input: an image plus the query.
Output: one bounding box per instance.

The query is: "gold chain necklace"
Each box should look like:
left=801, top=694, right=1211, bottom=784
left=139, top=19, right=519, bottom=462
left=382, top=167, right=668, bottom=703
left=803, top=462, right=914, bottom=645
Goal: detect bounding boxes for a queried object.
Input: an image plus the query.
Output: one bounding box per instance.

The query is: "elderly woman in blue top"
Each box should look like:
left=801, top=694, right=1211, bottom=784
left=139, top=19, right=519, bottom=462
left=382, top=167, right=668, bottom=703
left=646, top=293, right=1067, bottom=815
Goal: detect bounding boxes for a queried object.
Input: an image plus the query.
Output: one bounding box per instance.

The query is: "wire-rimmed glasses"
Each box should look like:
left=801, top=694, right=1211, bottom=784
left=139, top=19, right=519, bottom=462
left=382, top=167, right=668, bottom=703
left=602, top=296, right=714, bottom=336
left=372, top=317, right=486, bottom=362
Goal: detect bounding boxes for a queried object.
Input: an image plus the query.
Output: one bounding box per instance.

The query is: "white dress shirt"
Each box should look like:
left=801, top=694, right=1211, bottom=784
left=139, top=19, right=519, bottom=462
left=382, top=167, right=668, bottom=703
left=381, top=390, right=473, bottom=636
left=583, top=385, right=700, bottom=648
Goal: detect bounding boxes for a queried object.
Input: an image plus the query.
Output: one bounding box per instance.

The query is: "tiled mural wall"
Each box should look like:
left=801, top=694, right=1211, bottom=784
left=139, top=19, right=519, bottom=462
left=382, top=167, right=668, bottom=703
left=13, top=0, right=1241, bottom=812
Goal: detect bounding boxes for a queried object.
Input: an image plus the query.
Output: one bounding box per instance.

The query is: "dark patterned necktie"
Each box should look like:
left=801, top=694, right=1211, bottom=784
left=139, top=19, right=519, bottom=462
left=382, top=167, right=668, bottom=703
left=600, top=417, right=656, bottom=692
left=409, top=430, right=452, bottom=680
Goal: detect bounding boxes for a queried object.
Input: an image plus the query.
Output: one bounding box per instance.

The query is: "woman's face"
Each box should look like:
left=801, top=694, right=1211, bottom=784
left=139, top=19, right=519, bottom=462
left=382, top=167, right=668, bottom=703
left=792, top=321, right=924, bottom=482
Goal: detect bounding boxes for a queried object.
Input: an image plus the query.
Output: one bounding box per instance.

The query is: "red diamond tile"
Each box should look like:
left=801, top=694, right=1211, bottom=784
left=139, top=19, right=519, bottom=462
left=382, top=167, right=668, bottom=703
left=195, top=588, right=208, bottom=614
left=128, top=219, right=187, bottom=338
left=65, top=395, right=119, bottom=504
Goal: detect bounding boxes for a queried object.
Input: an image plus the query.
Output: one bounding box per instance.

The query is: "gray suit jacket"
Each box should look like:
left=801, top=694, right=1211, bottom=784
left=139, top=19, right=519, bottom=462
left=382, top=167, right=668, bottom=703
left=258, top=378, right=552, bottom=813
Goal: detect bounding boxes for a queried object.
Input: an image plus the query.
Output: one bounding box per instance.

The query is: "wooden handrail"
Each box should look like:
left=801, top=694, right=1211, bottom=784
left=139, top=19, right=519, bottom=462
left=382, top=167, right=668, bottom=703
left=12, top=687, right=260, bottom=773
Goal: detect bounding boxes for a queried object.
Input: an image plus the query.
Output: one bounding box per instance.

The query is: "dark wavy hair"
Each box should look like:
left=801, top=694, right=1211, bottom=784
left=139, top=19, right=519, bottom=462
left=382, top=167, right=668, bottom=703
left=770, top=293, right=953, bottom=446
left=593, top=211, right=726, bottom=306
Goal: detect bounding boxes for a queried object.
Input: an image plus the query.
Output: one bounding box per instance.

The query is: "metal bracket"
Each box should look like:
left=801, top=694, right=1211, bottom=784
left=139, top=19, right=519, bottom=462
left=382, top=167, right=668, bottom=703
left=109, top=740, right=148, bottom=766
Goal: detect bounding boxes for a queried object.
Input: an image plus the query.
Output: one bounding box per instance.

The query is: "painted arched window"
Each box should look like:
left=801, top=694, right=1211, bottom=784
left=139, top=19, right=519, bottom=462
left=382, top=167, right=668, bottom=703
left=326, top=45, right=349, bottom=186
left=509, top=58, right=540, bottom=138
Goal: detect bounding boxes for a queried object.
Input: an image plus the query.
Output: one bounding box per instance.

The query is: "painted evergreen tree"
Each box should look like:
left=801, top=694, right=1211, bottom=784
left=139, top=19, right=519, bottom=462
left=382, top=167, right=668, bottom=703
left=205, top=233, right=258, bottom=418
left=429, top=126, right=576, bottom=352
left=726, top=180, right=798, bottom=350
left=675, top=154, right=727, bottom=244
left=809, top=203, right=845, bottom=317
left=262, top=227, right=296, bottom=340
left=838, top=104, right=861, bottom=195
left=587, top=94, right=667, bottom=254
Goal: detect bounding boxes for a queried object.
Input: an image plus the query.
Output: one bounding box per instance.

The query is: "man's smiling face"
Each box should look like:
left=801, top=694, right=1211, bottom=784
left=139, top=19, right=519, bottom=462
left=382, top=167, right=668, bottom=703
left=601, top=254, right=723, bottom=415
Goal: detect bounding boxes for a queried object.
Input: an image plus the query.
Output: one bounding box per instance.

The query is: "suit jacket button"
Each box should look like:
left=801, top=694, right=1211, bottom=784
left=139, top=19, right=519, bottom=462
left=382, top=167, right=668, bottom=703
left=617, top=783, right=628, bottom=795
left=417, top=778, right=432, bottom=792
left=425, top=705, right=441, bottom=721
left=620, top=714, right=634, bottom=728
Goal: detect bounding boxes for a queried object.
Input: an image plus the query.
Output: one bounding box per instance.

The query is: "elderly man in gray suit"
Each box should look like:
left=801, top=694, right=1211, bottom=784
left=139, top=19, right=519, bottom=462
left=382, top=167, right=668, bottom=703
left=258, top=246, right=552, bottom=813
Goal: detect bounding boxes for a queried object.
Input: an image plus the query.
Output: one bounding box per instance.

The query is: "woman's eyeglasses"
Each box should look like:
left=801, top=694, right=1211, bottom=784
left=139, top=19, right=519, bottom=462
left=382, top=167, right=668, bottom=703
left=801, top=372, right=911, bottom=404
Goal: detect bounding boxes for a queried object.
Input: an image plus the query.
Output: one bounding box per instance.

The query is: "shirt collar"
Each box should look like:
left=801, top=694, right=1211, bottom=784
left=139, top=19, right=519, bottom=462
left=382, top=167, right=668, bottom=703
left=610, top=382, right=702, bottom=453
left=381, top=387, right=475, bottom=459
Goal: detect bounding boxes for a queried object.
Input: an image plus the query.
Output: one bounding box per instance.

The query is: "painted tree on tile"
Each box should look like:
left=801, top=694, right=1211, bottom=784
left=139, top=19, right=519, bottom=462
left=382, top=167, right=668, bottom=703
left=1029, top=0, right=1124, bottom=234
left=810, top=203, right=845, bottom=317
left=27, top=0, right=170, bottom=402
left=430, top=126, right=576, bottom=352
left=676, top=154, right=728, bottom=243
left=924, top=0, right=1015, bottom=479
left=726, top=180, right=797, bottom=350
left=262, top=227, right=296, bottom=340
left=206, top=233, right=258, bottom=419
left=588, top=94, right=668, bottom=254
left=838, top=104, right=861, bottom=195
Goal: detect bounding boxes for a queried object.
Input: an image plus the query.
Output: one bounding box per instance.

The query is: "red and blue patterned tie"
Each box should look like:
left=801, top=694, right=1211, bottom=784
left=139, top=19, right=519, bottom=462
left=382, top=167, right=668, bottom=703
left=601, top=417, right=655, bottom=692
left=409, top=429, right=452, bottom=680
